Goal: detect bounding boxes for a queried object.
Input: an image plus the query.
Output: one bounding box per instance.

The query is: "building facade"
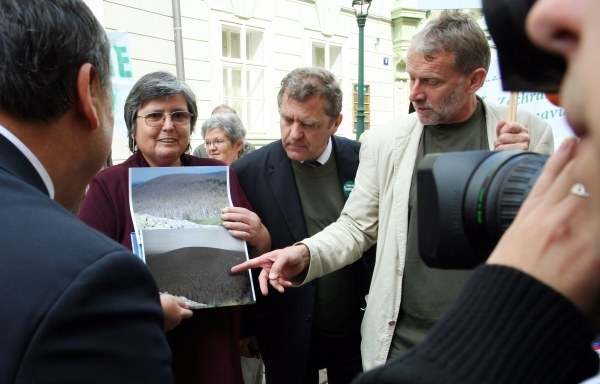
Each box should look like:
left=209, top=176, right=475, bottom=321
left=84, top=0, right=483, bottom=163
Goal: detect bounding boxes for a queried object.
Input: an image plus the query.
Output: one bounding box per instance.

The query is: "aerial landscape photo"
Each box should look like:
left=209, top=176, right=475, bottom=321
left=129, top=167, right=255, bottom=308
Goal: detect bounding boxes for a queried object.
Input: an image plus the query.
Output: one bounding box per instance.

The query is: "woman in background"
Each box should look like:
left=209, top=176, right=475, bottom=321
left=202, top=112, right=247, bottom=165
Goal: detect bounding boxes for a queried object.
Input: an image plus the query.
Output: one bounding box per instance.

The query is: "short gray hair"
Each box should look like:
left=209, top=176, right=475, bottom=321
left=411, top=10, right=490, bottom=74
left=201, top=113, right=246, bottom=145
left=277, top=67, right=342, bottom=118
left=124, top=71, right=198, bottom=153
left=211, top=104, right=237, bottom=115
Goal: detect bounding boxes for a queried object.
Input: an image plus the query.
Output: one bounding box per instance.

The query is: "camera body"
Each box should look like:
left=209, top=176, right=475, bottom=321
left=418, top=150, right=546, bottom=269
left=482, top=0, right=565, bottom=93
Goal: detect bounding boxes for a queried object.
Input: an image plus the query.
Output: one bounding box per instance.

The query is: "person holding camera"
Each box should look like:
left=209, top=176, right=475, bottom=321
left=231, top=10, right=554, bottom=372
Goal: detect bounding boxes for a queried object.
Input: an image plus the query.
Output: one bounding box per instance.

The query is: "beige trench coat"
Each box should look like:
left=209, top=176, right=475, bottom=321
left=302, top=100, right=555, bottom=370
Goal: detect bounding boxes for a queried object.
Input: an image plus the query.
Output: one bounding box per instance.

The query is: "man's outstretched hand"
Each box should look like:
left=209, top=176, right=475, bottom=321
left=231, top=244, right=311, bottom=295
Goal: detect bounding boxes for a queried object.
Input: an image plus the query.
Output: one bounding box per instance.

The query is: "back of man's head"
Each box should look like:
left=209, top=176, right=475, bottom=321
left=211, top=104, right=237, bottom=115
left=0, top=0, right=111, bottom=123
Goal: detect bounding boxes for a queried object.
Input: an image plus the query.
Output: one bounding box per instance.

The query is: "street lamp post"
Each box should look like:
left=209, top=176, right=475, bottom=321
left=352, top=0, right=371, bottom=141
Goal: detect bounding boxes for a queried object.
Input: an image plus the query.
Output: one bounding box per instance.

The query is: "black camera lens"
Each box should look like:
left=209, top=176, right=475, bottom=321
left=417, top=150, right=547, bottom=269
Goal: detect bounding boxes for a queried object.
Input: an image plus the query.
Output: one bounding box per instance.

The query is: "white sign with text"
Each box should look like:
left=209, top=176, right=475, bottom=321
left=477, top=60, right=573, bottom=146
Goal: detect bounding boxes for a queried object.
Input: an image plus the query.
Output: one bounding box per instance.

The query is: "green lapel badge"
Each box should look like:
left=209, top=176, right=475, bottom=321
left=343, top=181, right=355, bottom=197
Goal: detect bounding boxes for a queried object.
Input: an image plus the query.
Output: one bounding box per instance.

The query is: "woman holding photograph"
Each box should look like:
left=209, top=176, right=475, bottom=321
left=78, top=71, right=270, bottom=384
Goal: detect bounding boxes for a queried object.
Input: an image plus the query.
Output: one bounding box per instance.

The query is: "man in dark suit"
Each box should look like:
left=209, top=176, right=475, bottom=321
left=231, top=67, right=374, bottom=384
left=0, top=1, right=172, bottom=382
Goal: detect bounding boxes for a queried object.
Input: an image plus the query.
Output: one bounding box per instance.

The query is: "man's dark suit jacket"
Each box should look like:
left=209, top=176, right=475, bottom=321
left=0, top=135, right=172, bottom=383
left=232, top=136, right=375, bottom=383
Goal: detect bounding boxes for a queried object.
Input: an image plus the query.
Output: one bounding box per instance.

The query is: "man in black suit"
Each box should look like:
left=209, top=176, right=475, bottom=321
left=0, top=1, right=172, bottom=382
left=231, top=67, right=374, bottom=383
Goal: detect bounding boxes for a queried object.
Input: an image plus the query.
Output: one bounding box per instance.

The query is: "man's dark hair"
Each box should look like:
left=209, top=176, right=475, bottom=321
left=0, top=0, right=112, bottom=123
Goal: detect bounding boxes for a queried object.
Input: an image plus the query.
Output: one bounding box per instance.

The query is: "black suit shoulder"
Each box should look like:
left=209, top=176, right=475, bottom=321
left=332, top=135, right=361, bottom=152
left=0, top=169, right=171, bottom=383
left=232, top=140, right=284, bottom=169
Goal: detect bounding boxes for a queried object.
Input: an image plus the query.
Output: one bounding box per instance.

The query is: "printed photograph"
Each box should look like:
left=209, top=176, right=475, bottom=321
left=129, top=166, right=255, bottom=309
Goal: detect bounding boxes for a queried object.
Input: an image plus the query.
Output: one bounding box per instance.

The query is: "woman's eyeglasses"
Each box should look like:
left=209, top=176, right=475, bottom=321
left=137, top=111, right=193, bottom=127
left=204, top=139, right=227, bottom=147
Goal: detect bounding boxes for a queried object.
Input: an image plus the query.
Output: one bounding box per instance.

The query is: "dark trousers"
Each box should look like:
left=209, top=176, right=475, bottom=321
left=303, top=329, right=363, bottom=384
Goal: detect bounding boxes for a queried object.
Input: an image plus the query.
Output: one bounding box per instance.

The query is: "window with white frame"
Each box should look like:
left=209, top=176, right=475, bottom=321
left=221, top=25, right=266, bottom=133
left=312, top=41, right=348, bottom=131
left=311, top=42, right=342, bottom=75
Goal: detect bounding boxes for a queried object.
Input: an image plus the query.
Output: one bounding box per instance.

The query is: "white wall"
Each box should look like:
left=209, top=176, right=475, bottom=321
left=96, top=0, right=396, bottom=163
